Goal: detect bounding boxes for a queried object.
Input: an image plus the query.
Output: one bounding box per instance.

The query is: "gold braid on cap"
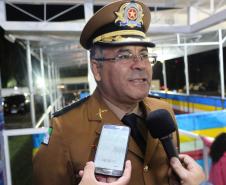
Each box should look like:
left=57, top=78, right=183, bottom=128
left=93, top=30, right=146, bottom=43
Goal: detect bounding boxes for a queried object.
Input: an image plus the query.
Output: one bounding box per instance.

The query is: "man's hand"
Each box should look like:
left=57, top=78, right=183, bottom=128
left=79, top=160, right=132, bottom=185
left=170, top=154, right=206, bottom=185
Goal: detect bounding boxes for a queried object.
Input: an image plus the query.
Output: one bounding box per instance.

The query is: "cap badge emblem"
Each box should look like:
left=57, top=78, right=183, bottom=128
left=115, top=2, right=144, bottom=28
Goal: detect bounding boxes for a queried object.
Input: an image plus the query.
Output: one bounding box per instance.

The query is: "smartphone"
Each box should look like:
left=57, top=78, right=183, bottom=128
left=94, top=124, right=130, bottom=177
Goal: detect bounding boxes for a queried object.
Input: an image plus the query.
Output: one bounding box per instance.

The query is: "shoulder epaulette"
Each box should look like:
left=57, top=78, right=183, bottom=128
left=53, top=96, right=90, bottom=117
left=148, top=93, right=164, bottom=99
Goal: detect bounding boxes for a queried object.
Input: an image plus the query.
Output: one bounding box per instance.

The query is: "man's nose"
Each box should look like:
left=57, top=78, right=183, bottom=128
left=131, top=55, right=146, bottom=69
left=132, top=55, right=143, bottom=62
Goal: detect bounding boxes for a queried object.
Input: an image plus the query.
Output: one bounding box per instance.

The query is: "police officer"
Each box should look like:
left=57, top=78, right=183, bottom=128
left=33, top=1, right=181, bottom=185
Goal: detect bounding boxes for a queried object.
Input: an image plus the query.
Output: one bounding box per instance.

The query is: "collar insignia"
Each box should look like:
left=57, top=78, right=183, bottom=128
left=96, top=108, right=108, bottom=120
left=115, top=2, right=144, bottom=28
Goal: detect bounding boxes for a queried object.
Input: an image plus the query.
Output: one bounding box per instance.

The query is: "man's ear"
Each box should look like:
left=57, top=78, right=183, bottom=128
left=91, top=60, right=101, bottom=81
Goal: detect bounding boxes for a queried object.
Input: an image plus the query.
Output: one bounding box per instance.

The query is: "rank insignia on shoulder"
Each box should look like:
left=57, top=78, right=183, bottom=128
left=42, top=127, right=53, bottom=145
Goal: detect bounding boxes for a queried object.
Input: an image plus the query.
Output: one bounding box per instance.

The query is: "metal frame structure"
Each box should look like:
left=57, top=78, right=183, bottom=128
left=1, top=0, right=226, bottom=33
left=1, top=0, right=226, bottom=68
left=1, top=95, right=60, bottom=185
left=2, top=128, right=48, bottom=185
left=158, top=31, right=226, bottom=99
left=0, top=37, right=62, bottom=185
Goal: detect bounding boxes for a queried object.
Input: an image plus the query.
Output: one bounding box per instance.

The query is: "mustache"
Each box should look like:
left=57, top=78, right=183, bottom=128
left=128, top=71, right=149, bottom=80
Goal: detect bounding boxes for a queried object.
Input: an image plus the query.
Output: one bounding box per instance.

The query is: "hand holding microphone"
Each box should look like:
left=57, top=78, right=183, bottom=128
left=146, top=109, right=178, bottom=160
left=170, top=154, right=206, bottom=185
left=146, top=109, right=205, bottom=185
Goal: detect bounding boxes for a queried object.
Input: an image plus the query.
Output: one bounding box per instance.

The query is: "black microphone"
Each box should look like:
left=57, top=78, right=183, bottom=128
left=146, top=109, right=178, bottom=160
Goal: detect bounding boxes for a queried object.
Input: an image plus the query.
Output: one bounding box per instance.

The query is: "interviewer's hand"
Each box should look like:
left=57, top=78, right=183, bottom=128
left=170, top=154, right=206, bottom=185
left=78, top=160, right=131, bottom=185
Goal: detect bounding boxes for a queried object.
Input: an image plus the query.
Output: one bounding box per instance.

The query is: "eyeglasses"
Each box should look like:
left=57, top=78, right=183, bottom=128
left=92, top=53, right=157, bottom=65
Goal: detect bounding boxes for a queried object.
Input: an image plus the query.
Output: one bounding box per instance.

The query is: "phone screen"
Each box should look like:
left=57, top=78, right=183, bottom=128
left=94, top=125, right=130, bottom=176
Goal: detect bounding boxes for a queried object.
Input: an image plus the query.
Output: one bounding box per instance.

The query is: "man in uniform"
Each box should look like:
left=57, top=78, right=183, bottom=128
left=33, top=0, right=180, bottom=185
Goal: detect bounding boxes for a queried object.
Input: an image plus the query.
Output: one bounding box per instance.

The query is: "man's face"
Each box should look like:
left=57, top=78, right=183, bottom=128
left=91, top=45, right=152, bottom=105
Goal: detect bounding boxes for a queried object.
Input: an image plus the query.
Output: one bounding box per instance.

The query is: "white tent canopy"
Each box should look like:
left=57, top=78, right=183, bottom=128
left=1, top=0, right=226, bottom=67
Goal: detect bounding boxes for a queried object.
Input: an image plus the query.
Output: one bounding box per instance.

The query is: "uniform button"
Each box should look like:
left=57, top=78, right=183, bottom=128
left=143, top=165, right=149, bottom=172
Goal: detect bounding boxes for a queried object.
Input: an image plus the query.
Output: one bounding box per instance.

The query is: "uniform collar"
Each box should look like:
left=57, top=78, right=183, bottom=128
left=102, top=96, right=143, bottom=120
left=88, top=88, right=144, bottom=121
left=87, top=88, right=120, bottom=123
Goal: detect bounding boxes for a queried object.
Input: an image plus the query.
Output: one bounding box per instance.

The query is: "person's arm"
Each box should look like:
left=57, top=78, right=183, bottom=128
left=78, top=160, right=132, bottom=185
left=170, top=154, right=206, bottom=185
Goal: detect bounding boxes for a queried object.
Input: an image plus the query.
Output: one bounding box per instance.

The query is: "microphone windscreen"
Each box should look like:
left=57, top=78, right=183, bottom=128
left=146, top=109, right=176, bottom=138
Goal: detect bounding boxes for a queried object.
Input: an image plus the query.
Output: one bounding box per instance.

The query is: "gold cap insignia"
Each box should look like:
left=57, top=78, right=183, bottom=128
left=115, top=2, right=144, bottom=28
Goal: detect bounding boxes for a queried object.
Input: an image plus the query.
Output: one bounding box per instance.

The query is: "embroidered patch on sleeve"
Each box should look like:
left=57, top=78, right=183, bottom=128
left=42, top=127, right=53, bottom=145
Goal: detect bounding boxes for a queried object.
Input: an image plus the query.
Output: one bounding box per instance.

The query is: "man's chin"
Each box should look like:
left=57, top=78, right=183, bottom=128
left=129, top=91, right=149, bottom=101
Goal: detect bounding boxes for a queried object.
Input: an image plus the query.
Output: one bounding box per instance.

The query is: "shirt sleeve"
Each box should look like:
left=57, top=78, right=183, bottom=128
left=33, top=118, right=75, bottom=185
